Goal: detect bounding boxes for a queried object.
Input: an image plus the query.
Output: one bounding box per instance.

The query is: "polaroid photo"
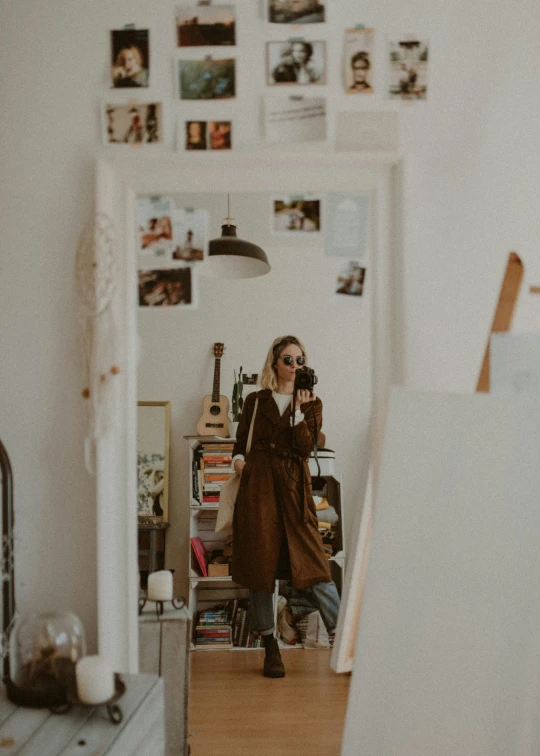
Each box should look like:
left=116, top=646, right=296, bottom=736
left=266, top=41, right=326, bottom=85
left=110, top=29, right=150, bottom=88
left=388, top=37, right=429, bottom=100
left=272, top=195, right=322, bottom=234
left=184, top=120, right=232, bottom=150
left=138, top=267, right=196, bottom=309
left=103, top=101, right=163, bottom=145
left=325, top=193, right=370, bottom=258
left=137, top=197, right=174, bottom=258
left=336, top=262, right=366, bottom=296
left=176, top=5, right=236, bottom=46
left=177, top=58, right=236, bottom=100
left=171, top=208, right=208, bottom=262
left=343, top=28, right=374, bottom=94
left=264, top=95, right=326, bottom=143
left=267, top=0, right=325, bottom=24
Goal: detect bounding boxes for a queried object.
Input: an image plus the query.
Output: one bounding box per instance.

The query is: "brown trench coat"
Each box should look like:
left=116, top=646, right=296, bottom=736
left=231, top=389, right=332, bottom=593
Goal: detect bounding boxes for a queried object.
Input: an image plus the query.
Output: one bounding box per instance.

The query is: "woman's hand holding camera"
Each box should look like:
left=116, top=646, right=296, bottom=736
left=234, top=459, right=246, bottom=475
left=296, top=389, right=316, bottom=406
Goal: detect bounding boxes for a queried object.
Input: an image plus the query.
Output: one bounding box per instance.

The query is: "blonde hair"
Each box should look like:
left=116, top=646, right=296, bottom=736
left=260, top=335, right=307, bottom=391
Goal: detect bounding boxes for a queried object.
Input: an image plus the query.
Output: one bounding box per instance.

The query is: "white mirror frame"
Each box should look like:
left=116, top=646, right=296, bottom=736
left=95, top=150, right=404, bottom=672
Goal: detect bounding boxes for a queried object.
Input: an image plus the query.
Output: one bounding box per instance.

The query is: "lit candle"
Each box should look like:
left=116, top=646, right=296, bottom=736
left=75, top=655, right=115, bottom=704
left=147, top=570, right=173, bottom=601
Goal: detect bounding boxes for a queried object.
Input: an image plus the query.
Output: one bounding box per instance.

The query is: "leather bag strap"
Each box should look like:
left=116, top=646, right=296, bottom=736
left=246, top=398, right=259, bottom=456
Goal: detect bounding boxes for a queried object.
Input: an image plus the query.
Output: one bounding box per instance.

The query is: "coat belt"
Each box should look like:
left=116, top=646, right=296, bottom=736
left=252, top=447, right=311, bottom=523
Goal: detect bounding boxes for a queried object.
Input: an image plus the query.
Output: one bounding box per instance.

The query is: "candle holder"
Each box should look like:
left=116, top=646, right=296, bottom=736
left=138, top=595, right=185, bottom=619
left=51, top=672, right=126, bottom=724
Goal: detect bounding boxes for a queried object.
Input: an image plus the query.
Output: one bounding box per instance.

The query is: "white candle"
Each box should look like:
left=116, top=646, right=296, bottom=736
left=147, top=570, right=173, bottom=601
left=76, top=655, right=115, bottom=704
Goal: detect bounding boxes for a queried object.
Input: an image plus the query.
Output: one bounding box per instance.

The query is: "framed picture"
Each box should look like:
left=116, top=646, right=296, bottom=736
left=388, top=37, right=429, bottom=100
left=103, top=102, right=163, bottom=144
left=266, top=41, right=326, bottom=85
left=176, top=4, right=236, bottom=46
left=137, top=401, right=170, bottom=520
left=271, top=195, right=321, bottom=233
left=178, top=58, right=236, bottom=99
left=267, top=0, right=325, bottom=24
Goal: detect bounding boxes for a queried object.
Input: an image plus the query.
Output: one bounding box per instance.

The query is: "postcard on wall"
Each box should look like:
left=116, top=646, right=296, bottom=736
left=272, top=195, right=321, bottom=233
left=178, top=58, right=235, bottom=99
left=110, top=29, right=150, bottom=88
left=325, top=193, right=369, bottom=258
left=343, top=28, right=374, bottom=94
left=336, top=263, right=366, bottom=296
left=183, top=120, right=232, bottom=150
left=264, top=95, right=326, bottom=143
left=266, top=41, right=326, bottom=85
left=172, top=208, right=208, bottom=262
left=388, top=37, right=429, bottom=100
left=138, top=267, right=196, bottom=309
left=103, top=101, right=163, bottom=144
left=176, top=5, right=236, bottom=46
left=267, top=0, right=325, bottom=24
left=335, top=111, right=399, bottom=152
left=137, top=197, right=174, bottom=257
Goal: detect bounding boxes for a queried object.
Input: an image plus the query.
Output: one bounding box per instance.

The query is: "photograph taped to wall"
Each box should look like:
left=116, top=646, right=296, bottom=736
left=172, top=208, right=208, bottom=262
left=137, top=197, right=174, bottom=257
left=388, top=37, right=429, bottom=100
left=138, top=267, right=195, bottom=308
left=267, top=0, right=325, bottom=24
left=176, top=4, right=236, bottom=46
left=325, top=193, right=370, bottom=258
left=110, top=29, right=149, bottom=88
left=272, top=195, right=321, bottom=233
left=336, top=262, right=366, bottom=296
left=264, top=95, right=326, bottom=143
left=178, top=58, right=235, bottom=99
left=343, top=28, right=374, bottom=94
left=103, top=102, right=162, bottom=144
left=266, top=41, right=326, bottom=85
left=183, top=120, right=232, bottom=150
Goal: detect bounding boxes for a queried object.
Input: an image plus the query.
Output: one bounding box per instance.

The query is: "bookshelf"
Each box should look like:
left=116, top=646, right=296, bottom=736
left=186, top=436, right=345, bottom=650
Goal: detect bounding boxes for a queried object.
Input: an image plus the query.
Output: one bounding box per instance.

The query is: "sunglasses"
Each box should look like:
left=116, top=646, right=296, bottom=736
left=280, top=355, right=306, bottom=367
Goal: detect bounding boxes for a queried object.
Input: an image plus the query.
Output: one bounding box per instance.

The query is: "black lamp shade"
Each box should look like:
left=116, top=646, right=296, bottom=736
left=202, top=224, right=271, bottom=279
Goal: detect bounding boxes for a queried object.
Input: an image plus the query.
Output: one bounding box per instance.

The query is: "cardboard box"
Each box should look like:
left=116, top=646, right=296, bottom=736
left=207, top=563, right=229, bottom=577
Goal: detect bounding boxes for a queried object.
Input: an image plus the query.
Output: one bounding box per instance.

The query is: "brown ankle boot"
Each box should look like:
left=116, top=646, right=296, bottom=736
left=262, top=635, right=285, bottom=678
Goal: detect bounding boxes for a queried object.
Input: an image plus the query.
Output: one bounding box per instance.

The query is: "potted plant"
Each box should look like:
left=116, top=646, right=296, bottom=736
left=230, top=366, right=244, bottom=438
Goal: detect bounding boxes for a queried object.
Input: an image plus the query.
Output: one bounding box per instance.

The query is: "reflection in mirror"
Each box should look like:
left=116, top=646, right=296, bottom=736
left=136, top=187, right=373, bottom=752
left=137, top=401, right=170, bottom=522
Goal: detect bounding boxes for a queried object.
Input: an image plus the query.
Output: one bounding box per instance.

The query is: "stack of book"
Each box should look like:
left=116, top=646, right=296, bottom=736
left=231, top=599, right=262, bottom=648
left=195, top=606, right=233, bottom=649
left=193, top=442, right=236, bottom=505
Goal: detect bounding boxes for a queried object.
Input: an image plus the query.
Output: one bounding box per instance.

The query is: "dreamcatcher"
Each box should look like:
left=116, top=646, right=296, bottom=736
left=75, top=212, right=121, bottom=474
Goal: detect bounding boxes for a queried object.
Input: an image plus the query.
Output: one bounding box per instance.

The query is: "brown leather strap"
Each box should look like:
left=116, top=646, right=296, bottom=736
left=246, top=398, right=259, bottom=455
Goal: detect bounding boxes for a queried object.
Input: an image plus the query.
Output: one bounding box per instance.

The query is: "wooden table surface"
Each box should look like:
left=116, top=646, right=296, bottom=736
left=0, top=673, right=164, bottom=756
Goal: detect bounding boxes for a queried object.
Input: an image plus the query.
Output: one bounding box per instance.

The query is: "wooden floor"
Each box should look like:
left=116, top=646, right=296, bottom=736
left=188, top=648, right=350, bottom=756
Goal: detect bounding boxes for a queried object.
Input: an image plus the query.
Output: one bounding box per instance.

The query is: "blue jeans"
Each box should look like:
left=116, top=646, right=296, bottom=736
left=250, top=580, right=340, bottom=635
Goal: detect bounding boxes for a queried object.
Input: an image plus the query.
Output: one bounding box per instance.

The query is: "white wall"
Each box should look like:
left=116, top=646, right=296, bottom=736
left=2, top=0, right=540, bottom=652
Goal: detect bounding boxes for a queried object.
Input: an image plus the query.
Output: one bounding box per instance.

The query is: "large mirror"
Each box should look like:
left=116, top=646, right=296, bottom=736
left=95, top=151, right=402, bottom=751
left=137, top=401, right=171, bottom=521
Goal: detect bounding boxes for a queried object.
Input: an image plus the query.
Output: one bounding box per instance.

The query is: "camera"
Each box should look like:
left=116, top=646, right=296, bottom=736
left=294, top=366, right=318, bottom=394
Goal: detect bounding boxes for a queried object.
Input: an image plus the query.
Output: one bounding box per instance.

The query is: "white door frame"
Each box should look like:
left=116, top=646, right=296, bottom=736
left=95, top=150, right=404, bottom=672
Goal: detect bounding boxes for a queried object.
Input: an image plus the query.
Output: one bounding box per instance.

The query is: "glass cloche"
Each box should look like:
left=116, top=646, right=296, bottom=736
left=6, top=611, right=86, bottom=707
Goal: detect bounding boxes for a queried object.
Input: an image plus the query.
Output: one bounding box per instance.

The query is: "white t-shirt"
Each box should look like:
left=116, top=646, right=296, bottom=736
left=232, top=392, right=304, bottom=465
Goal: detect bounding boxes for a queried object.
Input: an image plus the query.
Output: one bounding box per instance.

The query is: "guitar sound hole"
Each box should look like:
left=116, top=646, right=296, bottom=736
left=210, top=405, right=221, bottom=416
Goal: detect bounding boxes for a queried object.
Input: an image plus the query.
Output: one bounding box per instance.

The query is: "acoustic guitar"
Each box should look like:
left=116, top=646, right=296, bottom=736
left=196, top=343, right=230, bottom=437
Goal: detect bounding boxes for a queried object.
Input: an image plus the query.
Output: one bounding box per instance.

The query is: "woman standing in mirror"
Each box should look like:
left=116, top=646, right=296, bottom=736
left=232, top=335, right=340, bottom=678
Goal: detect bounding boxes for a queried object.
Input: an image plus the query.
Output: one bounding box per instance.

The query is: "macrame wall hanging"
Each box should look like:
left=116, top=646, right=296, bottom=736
left=75, top=212, right=121, bottom=474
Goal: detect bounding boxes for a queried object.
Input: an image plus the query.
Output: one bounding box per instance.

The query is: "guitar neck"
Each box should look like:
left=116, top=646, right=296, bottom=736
left=212, top=357, right=221, bottom=402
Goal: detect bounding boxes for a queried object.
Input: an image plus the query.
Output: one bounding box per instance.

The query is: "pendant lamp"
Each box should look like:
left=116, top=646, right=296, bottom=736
left=201, top=195, right=271, bottom=279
